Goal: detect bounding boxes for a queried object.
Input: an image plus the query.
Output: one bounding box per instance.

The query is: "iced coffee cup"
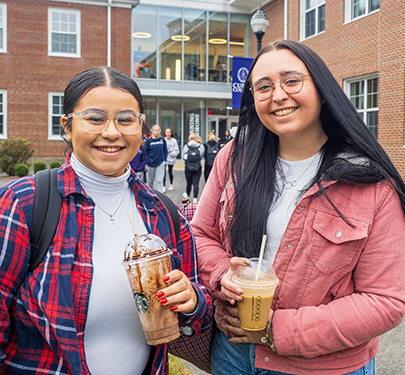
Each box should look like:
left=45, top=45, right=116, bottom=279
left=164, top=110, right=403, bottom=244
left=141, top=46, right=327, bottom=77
left=122, top=233, right=180, bottom=345
left=232, top=258, right=279, bottom=331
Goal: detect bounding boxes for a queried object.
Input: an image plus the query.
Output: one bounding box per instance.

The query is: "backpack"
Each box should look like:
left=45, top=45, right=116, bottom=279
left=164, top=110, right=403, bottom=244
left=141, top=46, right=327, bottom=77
left=29, top=169, right=180, bottom=272
left=184, top=144, right=201, bottom=172
left=205, top=142, right=220, bottom=167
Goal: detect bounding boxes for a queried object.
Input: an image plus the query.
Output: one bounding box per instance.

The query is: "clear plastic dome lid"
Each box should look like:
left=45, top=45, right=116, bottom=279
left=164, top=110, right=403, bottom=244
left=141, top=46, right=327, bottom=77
left=123, top=233, right=171, bottom=262
left=233, top=258, right=279, bottom=289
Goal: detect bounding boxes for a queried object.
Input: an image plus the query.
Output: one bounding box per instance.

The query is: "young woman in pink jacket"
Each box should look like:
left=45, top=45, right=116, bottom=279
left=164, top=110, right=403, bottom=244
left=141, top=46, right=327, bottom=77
left=191, top=40, right=405, bottom=375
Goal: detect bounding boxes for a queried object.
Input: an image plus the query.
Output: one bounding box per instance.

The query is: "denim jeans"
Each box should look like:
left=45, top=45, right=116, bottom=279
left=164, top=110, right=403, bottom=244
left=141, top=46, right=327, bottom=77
left=211, top=329, right=375, bottom=375
left=147, top=162, right=165, bottom=192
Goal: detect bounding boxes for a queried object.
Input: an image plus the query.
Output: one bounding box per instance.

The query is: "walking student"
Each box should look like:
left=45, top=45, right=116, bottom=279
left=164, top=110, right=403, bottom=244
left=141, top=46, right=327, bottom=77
left=192, top=40, right=405, bottom=375
left=164, top=128, right=179, bottom=192
left=183, top=133, right=204, bottom=203
left=145, top=124, right=167, bottom=193
left=203, top=130, right=220, bottom=182
left=129, top=139, right=147, bottom=180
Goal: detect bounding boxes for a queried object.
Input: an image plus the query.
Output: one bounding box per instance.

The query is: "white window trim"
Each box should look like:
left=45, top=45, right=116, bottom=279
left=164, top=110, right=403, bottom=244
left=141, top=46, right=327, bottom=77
left=299, top=0, right=325, bottom=41
left=0, top=89, right=7, bottom=139
left=344, top=0, right=379, bottom=24
left=48, top=7, right=81, bottom=58
left=0, top=3, right=7, bottom=53
left=48, top=92, right=64, bottom=141
left=344, top=73, right=379, bottom=132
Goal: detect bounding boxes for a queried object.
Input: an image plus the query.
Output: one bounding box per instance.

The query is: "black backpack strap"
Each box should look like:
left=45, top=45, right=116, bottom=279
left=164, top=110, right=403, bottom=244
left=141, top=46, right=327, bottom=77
left=29, top=168, right=62, bottom=272
left=153, top=190, right=180, bottom=244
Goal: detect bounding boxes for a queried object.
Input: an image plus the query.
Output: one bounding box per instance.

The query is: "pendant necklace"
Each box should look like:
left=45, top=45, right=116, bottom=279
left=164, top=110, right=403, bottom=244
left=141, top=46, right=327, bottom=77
left=281, top=154, right=319, bottom=189
left=94, top=188, right=127, bottom=225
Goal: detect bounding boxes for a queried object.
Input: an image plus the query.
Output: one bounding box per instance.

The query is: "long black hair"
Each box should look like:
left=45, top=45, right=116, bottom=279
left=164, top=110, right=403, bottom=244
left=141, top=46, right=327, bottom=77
left=61, top=66, right=148, bottom=153
left=229, top=40, right=405, bottom=259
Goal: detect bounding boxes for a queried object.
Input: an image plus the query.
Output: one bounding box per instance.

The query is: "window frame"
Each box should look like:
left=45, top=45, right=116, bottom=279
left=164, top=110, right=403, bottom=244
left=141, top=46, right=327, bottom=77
left=0, top=89, right=7, bottom=139
left=344, top=73, right=379, bottom=139
left=300, top=0, right=325, bottom=41
left=48, top=92, right=64, bottom=140
left=344, top=0, right=380, bottom=24
left=0, top=3, right=7, bottom=53
left=48, top=7, right=81, bottom=58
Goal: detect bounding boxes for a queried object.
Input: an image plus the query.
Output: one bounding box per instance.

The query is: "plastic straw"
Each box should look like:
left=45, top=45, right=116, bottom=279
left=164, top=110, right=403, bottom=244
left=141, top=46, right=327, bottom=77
left=127, top=209, right=138, bottom=236
left=255, top=234, right=267, bottom=281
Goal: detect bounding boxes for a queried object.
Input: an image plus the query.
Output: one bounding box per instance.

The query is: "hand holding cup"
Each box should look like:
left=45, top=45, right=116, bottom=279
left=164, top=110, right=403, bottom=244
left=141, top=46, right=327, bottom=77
left=157, top=270, right=197, bottom=314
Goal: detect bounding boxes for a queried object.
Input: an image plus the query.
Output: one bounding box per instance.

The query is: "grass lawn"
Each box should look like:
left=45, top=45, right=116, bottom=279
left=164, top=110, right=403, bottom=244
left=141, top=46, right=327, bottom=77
left=169, top=354, right=194, bottom=375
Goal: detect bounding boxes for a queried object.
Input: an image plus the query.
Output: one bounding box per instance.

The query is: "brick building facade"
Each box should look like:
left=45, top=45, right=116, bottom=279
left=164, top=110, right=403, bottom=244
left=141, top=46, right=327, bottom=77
left=257, top=0, right=405, bottom=177
left=0, top=0, right=135, bottom=165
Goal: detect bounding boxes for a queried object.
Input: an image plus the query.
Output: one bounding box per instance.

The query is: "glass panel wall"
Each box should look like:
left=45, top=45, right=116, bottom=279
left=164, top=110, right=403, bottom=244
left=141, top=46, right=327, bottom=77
left=132, top=5, right=157, bottom=79
left=230, top=14, right=250, bottom=81
left=184, top=9, right=206, bottom=81
left=159, top=99, right=182, bottom=152
left=144, top=97, right=157, bottom=130
left=159, top=7, right=183, bottom=81
left=208, top=12, right=228, bottom=82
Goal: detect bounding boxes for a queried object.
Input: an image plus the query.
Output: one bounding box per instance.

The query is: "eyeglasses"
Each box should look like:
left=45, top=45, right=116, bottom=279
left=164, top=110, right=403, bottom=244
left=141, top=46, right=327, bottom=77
left=250, top=73, right=311, bottom=102
left=66, top=109, right=145, bottom=135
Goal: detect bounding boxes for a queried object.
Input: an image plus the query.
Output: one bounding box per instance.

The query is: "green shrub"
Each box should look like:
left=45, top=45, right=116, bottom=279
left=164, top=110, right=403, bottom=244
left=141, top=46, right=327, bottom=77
left=14, top=164, right=29, bottom=177
left=0, top=137, right=34, bottom=176
left=50, top=161, right=61, bottom=169
left=33, top=161, right=47, bottom=173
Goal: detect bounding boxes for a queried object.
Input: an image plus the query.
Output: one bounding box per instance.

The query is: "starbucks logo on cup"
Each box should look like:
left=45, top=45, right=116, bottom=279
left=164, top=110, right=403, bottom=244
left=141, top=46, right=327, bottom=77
left=133, top=292, right=149, bottom=314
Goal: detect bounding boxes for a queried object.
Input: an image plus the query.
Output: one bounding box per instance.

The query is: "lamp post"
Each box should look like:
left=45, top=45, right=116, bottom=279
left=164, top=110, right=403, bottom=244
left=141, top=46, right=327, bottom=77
left=250, top=5, right=269, bottom=53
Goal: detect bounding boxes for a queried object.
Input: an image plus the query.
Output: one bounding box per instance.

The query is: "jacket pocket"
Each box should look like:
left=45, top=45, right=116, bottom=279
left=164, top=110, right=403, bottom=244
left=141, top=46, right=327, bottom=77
left=307, top=211, right=369, bottom=274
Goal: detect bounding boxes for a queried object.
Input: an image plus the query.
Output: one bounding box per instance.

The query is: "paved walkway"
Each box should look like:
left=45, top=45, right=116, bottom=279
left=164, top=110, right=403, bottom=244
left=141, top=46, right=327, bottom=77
left=1, top=167, right=404, bottom=373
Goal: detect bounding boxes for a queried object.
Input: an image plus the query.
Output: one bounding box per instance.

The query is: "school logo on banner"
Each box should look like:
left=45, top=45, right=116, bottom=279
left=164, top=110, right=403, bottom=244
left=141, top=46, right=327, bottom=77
left=232, top=56, right=254, bottom=109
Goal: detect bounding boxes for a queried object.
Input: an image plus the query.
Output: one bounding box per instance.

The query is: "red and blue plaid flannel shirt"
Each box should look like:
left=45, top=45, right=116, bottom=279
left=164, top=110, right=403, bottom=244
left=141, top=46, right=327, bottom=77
left=0, top=157, right=212, bottom=374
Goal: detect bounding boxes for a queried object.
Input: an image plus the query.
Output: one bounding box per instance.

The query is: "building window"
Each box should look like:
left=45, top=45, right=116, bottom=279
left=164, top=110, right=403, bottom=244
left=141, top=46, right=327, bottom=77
left=0, top=90, right=7, bottom=138
left=184, top=9, right=207, bottom=81
left=344, top=75, right=378, bottom=139
left=131, top=6, right=250, bottom=84
left=300, top=0, right=325, bottom=40
left=345, top=0, right=379, bottom=22
left=49, top=92, right=64, bottom=140
left=132, top=5, right=157, bottom=79
left=48, top=8, right=80, bottom=58
left=0, top=3, right=7, bottom=53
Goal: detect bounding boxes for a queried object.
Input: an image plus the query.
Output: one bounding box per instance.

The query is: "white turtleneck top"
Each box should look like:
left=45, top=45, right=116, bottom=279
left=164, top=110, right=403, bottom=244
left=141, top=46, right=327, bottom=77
left=70, top=154, right=150, bottom=375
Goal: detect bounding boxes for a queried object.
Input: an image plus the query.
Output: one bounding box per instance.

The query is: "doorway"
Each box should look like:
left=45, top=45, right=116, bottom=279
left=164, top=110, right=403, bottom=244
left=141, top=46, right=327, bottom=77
left=208, top=116, right=239, bottom=141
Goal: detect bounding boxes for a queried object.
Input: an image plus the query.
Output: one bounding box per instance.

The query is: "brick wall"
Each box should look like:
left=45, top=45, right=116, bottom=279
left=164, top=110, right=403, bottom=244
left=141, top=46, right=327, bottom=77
left=0, top=0, right=131, bottom=162
left=253, top=0, right=405, bottom=177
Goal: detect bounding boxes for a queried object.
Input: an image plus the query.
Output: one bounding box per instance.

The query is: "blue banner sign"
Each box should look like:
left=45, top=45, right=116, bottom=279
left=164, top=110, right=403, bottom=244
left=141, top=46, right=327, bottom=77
left=231, top=56, right=254, bottom=109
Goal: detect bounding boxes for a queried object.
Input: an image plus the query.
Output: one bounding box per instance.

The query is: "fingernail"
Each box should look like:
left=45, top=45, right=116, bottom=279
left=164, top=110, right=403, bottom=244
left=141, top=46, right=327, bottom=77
left=236, top=288, right=243, bottom=294
left=243, top=259, right=251, bottom=265
left=160, top=298, right=168, bottom=305
left=162, top=275, right=170, bottom=282
left=156, top=291, right=164, bottom=298
left=170, top=306, right=178, bottom=311
left=237, top=296, right=243, bottom=301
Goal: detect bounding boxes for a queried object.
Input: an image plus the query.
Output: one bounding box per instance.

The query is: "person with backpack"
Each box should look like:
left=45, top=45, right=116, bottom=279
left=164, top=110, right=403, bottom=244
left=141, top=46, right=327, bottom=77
left=203, top=130, right=220, bottom=182
left=0, top=66, right=212, bottom=375
left=144, top=124, right=167, bottom=193
left=182, top=133, right=204, bottom=203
